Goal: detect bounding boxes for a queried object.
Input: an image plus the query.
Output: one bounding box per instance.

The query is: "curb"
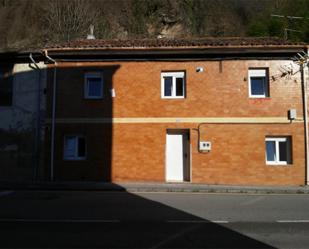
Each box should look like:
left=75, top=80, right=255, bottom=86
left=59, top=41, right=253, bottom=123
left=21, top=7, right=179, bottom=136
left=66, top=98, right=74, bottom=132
left=1, top=181, right=309, bottom=194
left=120, top=186, right=309, bottom=194
left=124, top=188, right=309, bottom=194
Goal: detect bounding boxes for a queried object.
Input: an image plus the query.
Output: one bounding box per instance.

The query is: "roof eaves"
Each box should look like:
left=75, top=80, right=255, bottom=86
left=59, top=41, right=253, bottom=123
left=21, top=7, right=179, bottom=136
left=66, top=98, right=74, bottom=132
left=44, top=44, right=307, bottom=53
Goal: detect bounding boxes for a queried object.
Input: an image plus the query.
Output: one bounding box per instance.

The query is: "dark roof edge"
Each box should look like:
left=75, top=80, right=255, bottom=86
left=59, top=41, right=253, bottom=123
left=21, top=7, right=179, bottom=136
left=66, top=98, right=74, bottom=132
left=0, top=46, right=306, bottom=62
left=45, top=46, right=306, bottom=54
left=44, top=47, right=307, bottom=61
left=0, top=51, right=43, bottom=63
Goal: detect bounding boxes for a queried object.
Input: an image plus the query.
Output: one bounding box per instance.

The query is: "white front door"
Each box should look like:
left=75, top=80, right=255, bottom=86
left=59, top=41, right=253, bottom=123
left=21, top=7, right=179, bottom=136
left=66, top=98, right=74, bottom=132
left=166, top=133, right=184, bottom=181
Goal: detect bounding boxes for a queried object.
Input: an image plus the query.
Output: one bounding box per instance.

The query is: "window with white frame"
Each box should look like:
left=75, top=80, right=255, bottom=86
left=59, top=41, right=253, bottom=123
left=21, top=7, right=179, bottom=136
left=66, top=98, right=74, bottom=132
left=64, top=136, right=86, bottom=160
left=84, top=72, right=103, bottom=99
left=265, top=137, right=291, bottom=165
left=248, top=69, right=269, bottom=98
left=161, top=72, right=185, bottom=98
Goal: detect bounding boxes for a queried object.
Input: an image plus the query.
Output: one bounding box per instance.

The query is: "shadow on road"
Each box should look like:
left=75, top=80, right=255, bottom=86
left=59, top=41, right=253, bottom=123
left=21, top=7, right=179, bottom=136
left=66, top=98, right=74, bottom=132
left=0, top=189, right=275, bottom=248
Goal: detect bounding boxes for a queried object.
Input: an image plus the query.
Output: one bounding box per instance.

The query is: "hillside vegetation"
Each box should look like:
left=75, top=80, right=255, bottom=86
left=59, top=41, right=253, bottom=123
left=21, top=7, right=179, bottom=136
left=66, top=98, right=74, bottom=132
left=0, top=0, right=308, bottom=50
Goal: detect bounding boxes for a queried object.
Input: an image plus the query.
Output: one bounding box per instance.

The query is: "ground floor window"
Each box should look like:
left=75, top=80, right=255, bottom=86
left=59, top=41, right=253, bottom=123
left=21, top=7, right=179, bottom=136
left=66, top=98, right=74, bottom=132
left=265, top=137, right=291, bottom=165
left=64, top=136, right=86, bottom=160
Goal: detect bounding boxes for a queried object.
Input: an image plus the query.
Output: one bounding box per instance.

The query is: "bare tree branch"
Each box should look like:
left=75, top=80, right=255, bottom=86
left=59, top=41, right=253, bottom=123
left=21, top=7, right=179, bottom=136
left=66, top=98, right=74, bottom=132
left=43, top=0, right=99, bottom=42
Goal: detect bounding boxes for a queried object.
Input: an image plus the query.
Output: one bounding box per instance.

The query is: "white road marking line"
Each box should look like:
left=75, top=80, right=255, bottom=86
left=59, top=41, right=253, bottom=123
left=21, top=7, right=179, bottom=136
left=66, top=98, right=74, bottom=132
left=0, top=191, right=14, bottom=197
left=211, top=220, right=229, bottom=223
left=150, top=224, right=200, bottom=249
left=166, top=220, right=228, bottom=224
left=240, top=196, right=265, bottom=206
left=277, top=220, right=309, bottom=223
left=0, top=218, right=120, bottom=223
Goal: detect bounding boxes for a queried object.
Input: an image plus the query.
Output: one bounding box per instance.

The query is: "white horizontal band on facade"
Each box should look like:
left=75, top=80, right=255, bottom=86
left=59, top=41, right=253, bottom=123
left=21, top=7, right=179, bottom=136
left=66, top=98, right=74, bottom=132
left=45, top=117, right=304, bottom=124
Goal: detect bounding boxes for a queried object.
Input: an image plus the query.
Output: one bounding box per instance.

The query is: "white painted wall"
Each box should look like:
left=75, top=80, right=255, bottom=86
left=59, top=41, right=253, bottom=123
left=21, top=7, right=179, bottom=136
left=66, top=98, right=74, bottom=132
left=0, top=62, right=46, bottom=131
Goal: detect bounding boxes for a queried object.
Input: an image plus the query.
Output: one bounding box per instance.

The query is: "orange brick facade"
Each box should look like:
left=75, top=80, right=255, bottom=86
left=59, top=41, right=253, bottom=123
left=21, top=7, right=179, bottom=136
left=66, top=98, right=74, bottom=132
left=46, top=59, right=307, bottom=186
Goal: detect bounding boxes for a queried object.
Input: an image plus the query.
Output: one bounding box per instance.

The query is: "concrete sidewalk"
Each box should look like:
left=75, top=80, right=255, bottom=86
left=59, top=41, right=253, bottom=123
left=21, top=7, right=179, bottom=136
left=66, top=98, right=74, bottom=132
left=0, top=180, right=309, bottom=194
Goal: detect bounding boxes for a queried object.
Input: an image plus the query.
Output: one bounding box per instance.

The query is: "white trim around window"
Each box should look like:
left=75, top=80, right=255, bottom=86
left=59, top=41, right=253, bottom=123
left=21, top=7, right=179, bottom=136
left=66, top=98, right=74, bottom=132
left=161, top=71, right=185, bottom=99
left=265, top=137, right=291, bottom=165
left=84, top=72, right=103, bottom=99
left=248, top=69, right=269, bottom=98
left=63, top=135, right=86, bottom=160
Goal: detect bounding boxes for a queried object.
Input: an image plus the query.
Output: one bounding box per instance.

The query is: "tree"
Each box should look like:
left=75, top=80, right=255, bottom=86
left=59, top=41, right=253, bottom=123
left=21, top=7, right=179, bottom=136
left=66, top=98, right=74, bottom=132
left=43, top=0, right=99, bottom=42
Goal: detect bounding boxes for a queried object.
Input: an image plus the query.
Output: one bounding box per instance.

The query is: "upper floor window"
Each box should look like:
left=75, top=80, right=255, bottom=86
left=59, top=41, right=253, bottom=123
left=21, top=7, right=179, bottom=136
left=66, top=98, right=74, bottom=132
left=161, top=72, right=185, bottom=99
left=64, top=135, right=86, bottom=160
left=248, top=69, right=269, bottom=98
left=265, top=137, right=292, bottom=165
left=0, top=64, right=13, bottom=106
left=84, top=72, right=103, bottom=99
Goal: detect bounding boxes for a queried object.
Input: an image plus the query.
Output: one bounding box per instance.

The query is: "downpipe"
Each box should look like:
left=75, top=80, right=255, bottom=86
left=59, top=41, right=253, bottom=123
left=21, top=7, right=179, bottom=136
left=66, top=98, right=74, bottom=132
left=43, top=50, right=57, bottom=181
left=29, top=53, right=41, bottom=181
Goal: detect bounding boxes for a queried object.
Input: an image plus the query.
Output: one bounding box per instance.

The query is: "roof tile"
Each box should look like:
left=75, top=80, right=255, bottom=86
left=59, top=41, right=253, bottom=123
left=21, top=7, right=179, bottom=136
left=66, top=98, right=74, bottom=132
left=45, top=37, right=305, bottom=50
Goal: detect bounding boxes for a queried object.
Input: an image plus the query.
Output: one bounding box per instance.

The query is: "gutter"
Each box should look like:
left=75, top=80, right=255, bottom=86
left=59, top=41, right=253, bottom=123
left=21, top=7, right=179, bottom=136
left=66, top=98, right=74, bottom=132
left=43, top=47, right=308, bottom=64
left=45, top=47, right=306, bottom=56
left=43, top=49, right=57, bottom=181
left=45, top=44, right=307, bottom=51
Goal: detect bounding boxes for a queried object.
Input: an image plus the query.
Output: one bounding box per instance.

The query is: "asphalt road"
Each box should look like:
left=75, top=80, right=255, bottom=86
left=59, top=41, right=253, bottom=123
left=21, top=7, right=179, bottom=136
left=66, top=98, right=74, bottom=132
left=0, top=190, right=308, bottom=248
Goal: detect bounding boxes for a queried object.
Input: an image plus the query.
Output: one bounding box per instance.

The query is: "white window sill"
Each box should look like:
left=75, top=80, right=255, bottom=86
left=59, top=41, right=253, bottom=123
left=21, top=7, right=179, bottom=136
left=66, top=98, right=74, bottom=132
left=249, top=95, right=269, bottom=99
left=266, top=162, right=289, bottom=166
left=161, top=96, right=185, bottom=99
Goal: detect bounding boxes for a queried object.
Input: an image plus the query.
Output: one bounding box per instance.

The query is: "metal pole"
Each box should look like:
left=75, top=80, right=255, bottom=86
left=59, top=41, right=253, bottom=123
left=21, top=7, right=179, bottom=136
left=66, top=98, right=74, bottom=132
left=29, top=53, right=41, bottom=181
left=305, top=63, right=309, bottom=185
left=301, top=62, right=309, bottom=185
left=50, top=66, right=57, bottom=181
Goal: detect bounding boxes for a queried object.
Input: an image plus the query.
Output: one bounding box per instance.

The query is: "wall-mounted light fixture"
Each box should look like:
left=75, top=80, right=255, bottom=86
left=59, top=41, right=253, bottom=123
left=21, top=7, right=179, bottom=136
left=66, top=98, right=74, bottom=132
left=196, top=67, right=204, bottom=73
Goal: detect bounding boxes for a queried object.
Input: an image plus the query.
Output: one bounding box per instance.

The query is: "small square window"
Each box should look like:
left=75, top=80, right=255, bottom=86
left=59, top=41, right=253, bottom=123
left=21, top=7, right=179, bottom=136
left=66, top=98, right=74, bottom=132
left=265, top=137, right=292, bottom=165
left=64, top=136, right=86, bottom=160
left=248, top=69, right=269, bottom=98
left=84, top=72, right=103, bottom=99
left=161, top=72, right=185, bottom=99
left=0, top=65, right=14, bottom=106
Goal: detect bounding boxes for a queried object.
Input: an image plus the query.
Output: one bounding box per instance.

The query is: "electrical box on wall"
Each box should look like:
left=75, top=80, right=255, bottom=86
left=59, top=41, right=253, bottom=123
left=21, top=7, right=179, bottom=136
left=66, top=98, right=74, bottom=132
left=288, top=109, right=297, bottom=120
left=110, top=88, right=116, bottom=97
left=199, top=141, right=211, bottom=151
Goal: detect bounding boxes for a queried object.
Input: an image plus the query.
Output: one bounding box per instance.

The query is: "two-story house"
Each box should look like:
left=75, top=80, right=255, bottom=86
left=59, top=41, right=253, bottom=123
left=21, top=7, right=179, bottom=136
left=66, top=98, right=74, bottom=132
left=44, top=37, right=309, bottom=186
